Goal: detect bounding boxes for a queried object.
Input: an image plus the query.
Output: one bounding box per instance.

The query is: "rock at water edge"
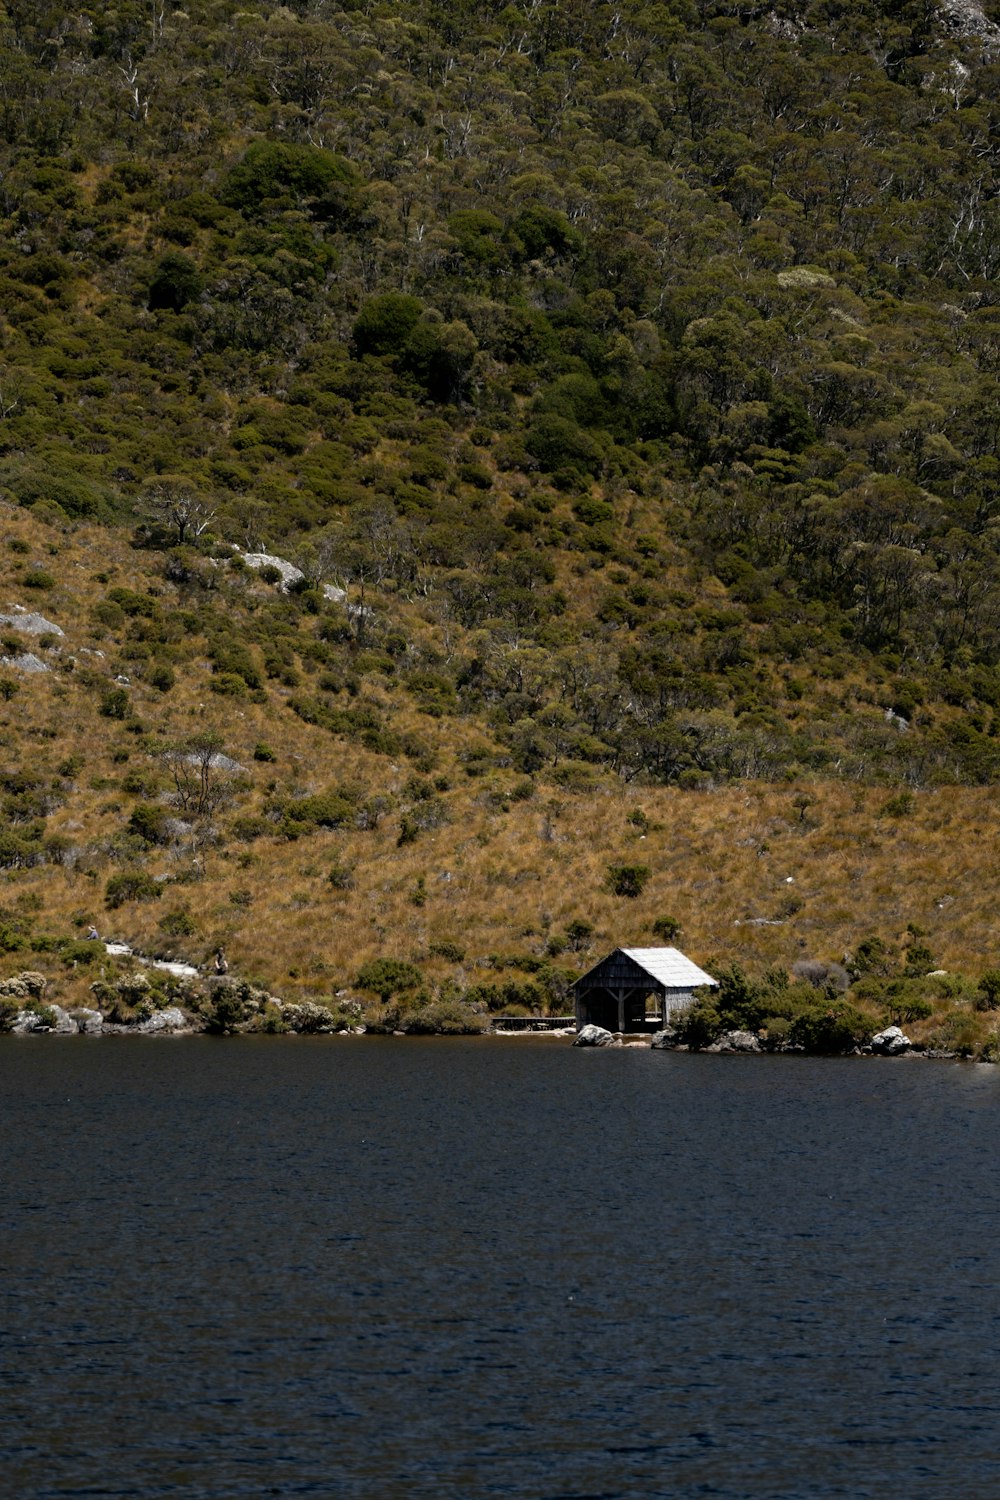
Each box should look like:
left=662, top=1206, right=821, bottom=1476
left=573, top=1024, right=616, bottom=1047
left=718, top=1029, right=761, bottom=1053
left=136, top=1007, right=189, bottom=1033
left=871, top=1025, right=911, bottom=1056
left=72, top=1008, right=104, bottom=1034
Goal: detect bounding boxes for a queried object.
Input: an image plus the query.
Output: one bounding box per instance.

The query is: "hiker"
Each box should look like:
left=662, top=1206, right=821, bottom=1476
left=214, top=947, right=229, bottom=976
left=86, top=924, right=100, bottom=941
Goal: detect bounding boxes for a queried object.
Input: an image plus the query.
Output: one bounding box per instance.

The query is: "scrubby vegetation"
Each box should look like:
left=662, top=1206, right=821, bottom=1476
left=4, top=0, right=1000, bottom=1037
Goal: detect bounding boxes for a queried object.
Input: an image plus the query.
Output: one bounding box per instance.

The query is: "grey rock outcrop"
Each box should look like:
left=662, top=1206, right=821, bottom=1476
left=573, top=1023, right=616, bottom=1047
left=48, top=1004, right=78, bottom=1034
left=72, top=1008, right=104, bottom=1034
left=11, top=1009, right=48, bottom=1033
left=871, top=1025, right=911, bottom=1056
left=0, top=610, right=63, bottom=636
left=938, top=0, right=1000, bottom=49
left=650, top=1027, right=678, bottom=1049
left=136, top=1007, right=189, bottom=1033
left=1, top=652, right=49, bottom=674
left=714, top=1029, right=762, bottom=1053
left=241, top=552, right=304, bottom=590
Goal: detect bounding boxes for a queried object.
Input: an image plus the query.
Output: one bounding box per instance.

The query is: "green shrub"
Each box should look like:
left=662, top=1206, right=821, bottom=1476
left=789, top=1001, right=874, bottom=1054
left=674, top=997, right=723, bottom=1049
left=105, top=871, right=162, bottom=908
left=107, top=588, right=158, bottom=617
left=429, top=940, right=465, bottom=963
left=231, top=815, right=270, bottom=842
left=92, top=600, right=125, bottom=629
left=211, top=672, right=248, bottom=698
left=59, top=939, right=102, bottom=967
left=100, top=687, right=131, bottom=719
left=127, top=802, right=170, bottom=845
left=402, top=1000, right=487, bottom=1034
left=222, top=140, right=357, bottom=212
left=606, top=862, right=650, bottom=898
left=148, top=251, right=202, bottom=313
left=925, top=1010, right=995, bottom=1058
left=209, top=640, right=262, bottom=688
left=356, top=958, right=424, bottom=1002
left=203, top=986, right=250, bottom=1035
left=977, top=970, right=1000, bottom=1010
left=850, top=935, right=895, bottom=978
left=879, top=790, right=914, bottom=819
left=23, top=568, right=56, bottom=590
left=651, top=915, right=682, bottom=942
left=121, top=770, right=159, bottom=795
left=566, top=919, right=594, bottom=950
left=0, top=829, right=45, bottom=869
left=159, top=907, right=196, bottom=937
left=881, top=980, right=934, bottom=1024
left=283, top=791, right=355, bottom=831
left=353, top=293, right=423, bottom=357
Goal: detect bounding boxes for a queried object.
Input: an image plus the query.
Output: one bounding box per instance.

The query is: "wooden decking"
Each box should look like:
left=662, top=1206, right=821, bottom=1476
left=490, top=1015, right=575, bottom=1033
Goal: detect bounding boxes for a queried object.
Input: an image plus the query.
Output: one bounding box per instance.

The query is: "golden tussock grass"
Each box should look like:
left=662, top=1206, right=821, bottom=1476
left=3, top=504, right=1000, bottom=1013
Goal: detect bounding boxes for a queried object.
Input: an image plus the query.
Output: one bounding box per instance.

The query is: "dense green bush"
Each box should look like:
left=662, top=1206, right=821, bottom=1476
left=401, top=1000, right=486, bottom=1035
left=606, top=863, right=650, bottom=898
left=105, top=871, right=163, bottom=908
left=221, top=142, right=357, bottom=212
left=281, top=791, right=355, bottom=833
left=356, top=958, right=424, bottom=1002
left=127, top=802, right=171, bottom=845
left=353, top=294, right=424, bottom=358
left=148, top=252, right=202, bottom=313
left=788, top=1003, right=874, bottom=1055
left=99, top=687, right=131, bottom=720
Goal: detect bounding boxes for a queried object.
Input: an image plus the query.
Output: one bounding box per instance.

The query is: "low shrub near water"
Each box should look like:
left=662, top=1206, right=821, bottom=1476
left=674, top=963, right=879, bottom=1054
left=400, top=999, right=487, bottom=1034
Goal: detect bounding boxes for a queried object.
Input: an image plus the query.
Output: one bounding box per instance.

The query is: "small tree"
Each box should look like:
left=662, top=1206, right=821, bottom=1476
left=566, top=918, right=593, bottom=951
left=162, top=732, right=235, bottom=818
left=142, top=477, right=216, bottom=546
left=976, top=970, right=1000, bottom=1010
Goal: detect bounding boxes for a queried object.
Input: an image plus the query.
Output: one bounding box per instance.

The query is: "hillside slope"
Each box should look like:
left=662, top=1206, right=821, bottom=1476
left=1, top=502, right=999, bottom=1052
left=3, top=0, right=1000, bottom=1044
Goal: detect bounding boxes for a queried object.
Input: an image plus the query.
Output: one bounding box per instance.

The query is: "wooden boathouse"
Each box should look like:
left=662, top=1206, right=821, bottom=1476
left=573, top=947, right=717, bottom=1034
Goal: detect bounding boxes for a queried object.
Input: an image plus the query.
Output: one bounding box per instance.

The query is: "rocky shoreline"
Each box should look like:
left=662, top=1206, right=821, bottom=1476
left=0, top=950, right=979, bottom=1058
left=0, top=973, right=970, bottom=1059
left=572, top=1021, right=965, bottom=1061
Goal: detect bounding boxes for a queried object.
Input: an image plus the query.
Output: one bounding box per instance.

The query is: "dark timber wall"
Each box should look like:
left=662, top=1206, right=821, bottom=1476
left=573, top=950, right=693, bottom=1034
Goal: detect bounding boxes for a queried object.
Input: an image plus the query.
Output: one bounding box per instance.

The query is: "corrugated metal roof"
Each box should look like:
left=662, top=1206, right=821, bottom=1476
left=620, top=948, right=717, bottom=989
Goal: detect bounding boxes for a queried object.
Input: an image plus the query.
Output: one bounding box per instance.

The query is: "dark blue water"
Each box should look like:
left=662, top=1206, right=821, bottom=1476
left=2, top=1038, right=999, bottom=1499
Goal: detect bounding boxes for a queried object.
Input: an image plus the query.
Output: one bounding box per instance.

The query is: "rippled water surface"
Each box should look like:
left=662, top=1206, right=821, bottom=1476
left=2, top=1037, right=1000, bottom=1499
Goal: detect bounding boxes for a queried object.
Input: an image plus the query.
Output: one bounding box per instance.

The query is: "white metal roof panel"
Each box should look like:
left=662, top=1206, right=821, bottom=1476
left=620, top=947, right=717, bottom=989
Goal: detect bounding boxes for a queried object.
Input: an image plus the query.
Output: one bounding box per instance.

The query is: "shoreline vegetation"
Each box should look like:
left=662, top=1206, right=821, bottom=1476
left=4, top=947, right=1000, bottom=1063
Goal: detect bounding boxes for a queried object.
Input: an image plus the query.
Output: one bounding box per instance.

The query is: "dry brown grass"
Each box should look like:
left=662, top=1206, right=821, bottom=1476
left=3, top=503, right=1000, bottom=1014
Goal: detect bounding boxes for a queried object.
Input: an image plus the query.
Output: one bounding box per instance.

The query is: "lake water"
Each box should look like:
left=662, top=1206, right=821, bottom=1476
left=2, top=1038, right=999, bottom=1499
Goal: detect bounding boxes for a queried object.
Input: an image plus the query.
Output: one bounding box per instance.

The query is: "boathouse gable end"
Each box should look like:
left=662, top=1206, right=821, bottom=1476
left=573, top=947, right=717, bottom=1034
